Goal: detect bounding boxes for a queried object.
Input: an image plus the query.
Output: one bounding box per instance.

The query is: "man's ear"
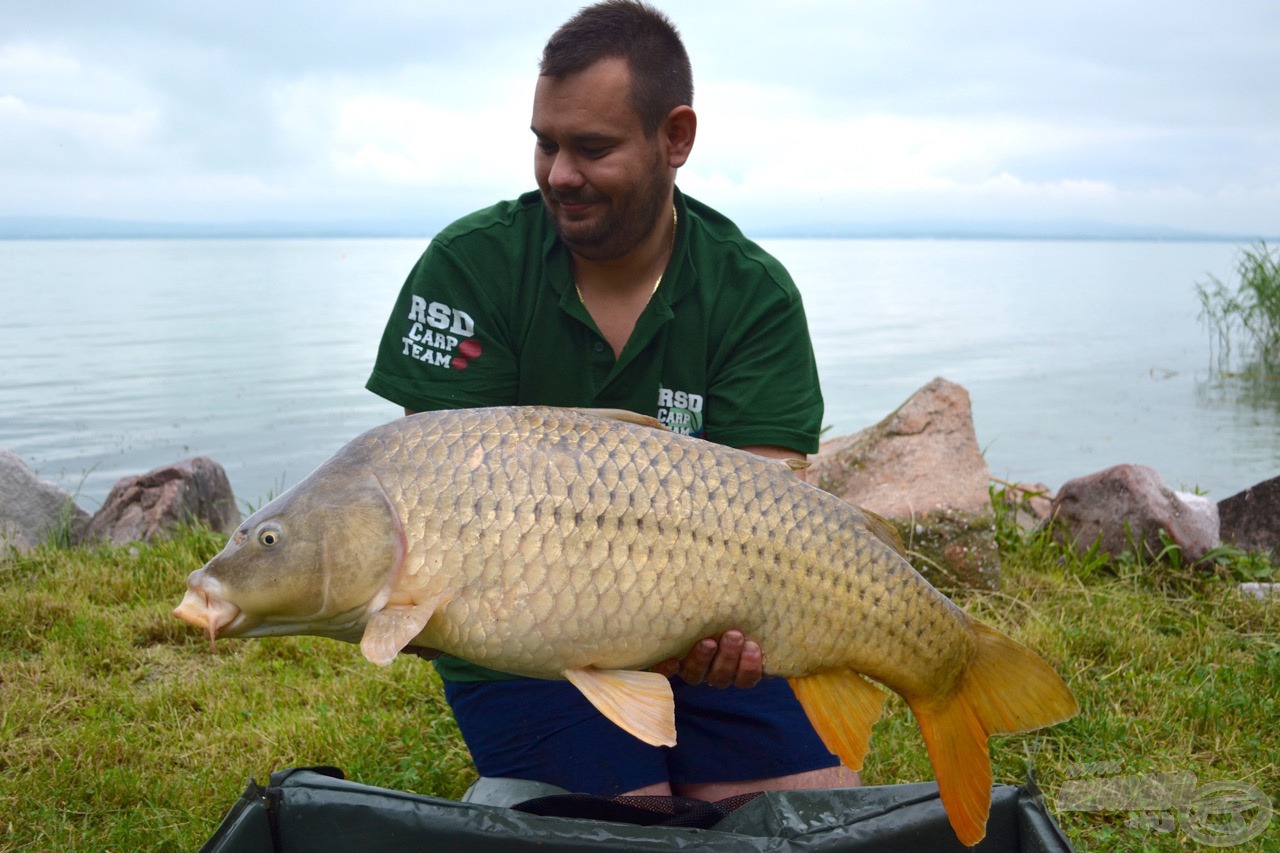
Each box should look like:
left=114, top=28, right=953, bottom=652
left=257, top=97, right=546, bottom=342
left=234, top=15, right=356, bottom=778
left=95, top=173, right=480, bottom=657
left=664, top=105, right=697, bottom=169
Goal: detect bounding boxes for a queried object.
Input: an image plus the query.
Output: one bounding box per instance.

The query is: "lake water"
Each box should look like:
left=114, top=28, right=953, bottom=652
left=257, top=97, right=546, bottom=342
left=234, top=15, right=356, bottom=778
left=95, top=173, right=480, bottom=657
left=2, top=237, right=1277, bottom=513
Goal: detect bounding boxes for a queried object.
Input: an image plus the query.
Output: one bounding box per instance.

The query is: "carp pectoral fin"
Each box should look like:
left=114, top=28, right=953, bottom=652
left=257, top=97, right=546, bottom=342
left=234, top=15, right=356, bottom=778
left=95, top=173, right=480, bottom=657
left=562, top=667, right=676, bottom=748
left=360, top=591, right=452, bottom=667
left=787, top=670, right=887, bottom=772
left=907, top=622, right=1079, bottom=847
left=571, top=408, right=671, bottom=432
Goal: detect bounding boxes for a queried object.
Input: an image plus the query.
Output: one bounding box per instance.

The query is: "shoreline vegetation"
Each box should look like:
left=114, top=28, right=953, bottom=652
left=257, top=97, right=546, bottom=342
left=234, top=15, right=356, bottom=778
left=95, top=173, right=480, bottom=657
left=1198, top=241, right=1280, bottom=379
left=1, top=491, right=1276, bottom=850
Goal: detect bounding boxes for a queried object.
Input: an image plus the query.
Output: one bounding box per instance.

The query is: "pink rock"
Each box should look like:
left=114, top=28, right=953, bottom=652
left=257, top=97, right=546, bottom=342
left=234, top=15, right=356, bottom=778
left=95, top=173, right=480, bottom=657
left=806, top=378, right=997, bottom=588
left=82, top=457, right=241, bottom=544
left=806, top=377, right=991, bottom=518
left=1049, top=464, right=1220, bottom=562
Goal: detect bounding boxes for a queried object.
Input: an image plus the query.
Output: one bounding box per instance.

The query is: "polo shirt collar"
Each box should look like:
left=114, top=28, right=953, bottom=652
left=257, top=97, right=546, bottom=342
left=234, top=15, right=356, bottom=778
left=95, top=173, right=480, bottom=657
left=539, top=187, right=698, bottom=388
left=538, top=185, right=696, bottom=308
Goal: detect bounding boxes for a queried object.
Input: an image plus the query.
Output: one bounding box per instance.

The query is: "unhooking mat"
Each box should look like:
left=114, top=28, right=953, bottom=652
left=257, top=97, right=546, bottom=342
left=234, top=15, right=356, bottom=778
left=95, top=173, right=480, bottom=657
left=200, top=766, right=1074, bottom=851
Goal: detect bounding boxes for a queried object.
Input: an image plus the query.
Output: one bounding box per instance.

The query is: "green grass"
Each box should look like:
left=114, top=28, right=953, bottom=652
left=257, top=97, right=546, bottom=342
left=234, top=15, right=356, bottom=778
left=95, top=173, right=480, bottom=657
left=1, top=512, right=1276, bottom=851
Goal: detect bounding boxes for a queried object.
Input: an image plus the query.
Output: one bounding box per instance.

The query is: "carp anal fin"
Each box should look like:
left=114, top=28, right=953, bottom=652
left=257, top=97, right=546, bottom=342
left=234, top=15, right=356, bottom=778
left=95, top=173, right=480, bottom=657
left=563, top=667, right=676, bottom=747
left=787, top=669, right=886, bottom=771
left=571, top=408, right=671, bottom=432
left=360, top=590, right=453, bottom=667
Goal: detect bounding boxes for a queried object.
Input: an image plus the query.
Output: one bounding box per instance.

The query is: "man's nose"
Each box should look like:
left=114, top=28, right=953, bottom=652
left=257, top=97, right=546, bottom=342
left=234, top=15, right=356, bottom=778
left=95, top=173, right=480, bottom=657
left=547, top=151, right=585, bottom=190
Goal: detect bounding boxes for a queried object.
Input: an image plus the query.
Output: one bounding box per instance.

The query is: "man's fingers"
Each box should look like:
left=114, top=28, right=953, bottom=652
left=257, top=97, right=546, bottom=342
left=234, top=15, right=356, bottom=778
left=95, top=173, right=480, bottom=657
left=651, top=658, right=680, bottom=678
left=733, top=639, right=764, bottom=689
left=678, top=638, right=718, bottom=684
left=703, top=630, right=744, bottom=689
left=653, top=631, right=765, bottom=688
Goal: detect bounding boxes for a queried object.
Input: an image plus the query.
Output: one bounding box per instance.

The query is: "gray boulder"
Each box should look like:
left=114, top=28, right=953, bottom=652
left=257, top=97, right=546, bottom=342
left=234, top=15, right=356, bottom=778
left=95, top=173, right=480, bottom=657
left=1218, top=474, right=1280, bottom=557
left=806, top=377, right=998, bottom=589
left=82, top=456, right=241, bottom=545
left=1048, top=463, right=1220, bottom=563
left=0, top=449, right=90, bottom=554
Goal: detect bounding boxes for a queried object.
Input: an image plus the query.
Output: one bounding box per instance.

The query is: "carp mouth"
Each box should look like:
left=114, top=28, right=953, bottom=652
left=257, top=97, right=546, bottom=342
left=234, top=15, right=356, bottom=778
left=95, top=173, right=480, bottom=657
left=174, top=582, right=242, bottom=649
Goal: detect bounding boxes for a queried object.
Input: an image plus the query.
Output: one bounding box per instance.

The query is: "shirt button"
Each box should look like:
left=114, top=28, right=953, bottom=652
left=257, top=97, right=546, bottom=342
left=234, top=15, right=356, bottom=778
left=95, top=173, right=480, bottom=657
left=593, top=341, right=605, bottom=353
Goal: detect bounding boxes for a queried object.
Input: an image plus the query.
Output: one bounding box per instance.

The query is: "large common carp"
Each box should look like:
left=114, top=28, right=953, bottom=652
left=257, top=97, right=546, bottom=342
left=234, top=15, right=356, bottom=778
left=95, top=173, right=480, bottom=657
left=174, top=406, right=1077, bottom=846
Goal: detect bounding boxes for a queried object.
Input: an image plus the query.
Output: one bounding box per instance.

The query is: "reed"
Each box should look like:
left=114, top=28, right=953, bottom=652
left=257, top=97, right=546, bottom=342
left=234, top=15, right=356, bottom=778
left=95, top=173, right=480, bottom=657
left=1198, top=241, right=1280, bottom=376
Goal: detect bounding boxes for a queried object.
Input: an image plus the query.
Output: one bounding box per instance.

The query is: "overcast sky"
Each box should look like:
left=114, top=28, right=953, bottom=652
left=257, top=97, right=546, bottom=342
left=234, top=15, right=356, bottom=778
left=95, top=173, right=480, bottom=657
left=2, top=0, right=1277, bottom=236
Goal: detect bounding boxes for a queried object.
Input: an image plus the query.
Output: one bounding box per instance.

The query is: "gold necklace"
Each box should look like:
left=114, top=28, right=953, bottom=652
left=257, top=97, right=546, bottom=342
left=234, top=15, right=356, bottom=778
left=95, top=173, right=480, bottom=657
left=574, top=204, right=678, bottom=304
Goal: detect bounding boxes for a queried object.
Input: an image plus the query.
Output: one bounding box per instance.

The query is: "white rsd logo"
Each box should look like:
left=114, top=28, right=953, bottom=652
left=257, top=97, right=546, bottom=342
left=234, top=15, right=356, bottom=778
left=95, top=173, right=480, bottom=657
left=401, top=296, right=475, bottom=367
left=657, top=386, right=703, bottom=433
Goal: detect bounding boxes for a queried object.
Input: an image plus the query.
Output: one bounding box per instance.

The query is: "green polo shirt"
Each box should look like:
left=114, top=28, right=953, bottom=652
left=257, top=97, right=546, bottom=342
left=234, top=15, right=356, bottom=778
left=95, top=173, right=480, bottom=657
left=366, top=187, right=823, bottom=681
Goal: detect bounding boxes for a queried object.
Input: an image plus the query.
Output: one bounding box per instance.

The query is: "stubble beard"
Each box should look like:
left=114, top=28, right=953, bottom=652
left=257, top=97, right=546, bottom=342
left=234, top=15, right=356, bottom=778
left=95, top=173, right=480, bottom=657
left=544, top=150, right=670, bottom=262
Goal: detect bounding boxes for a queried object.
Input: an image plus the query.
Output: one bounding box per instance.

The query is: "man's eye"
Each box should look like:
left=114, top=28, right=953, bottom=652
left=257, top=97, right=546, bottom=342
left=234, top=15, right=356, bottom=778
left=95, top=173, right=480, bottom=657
left=581, top=146, right=608, bottom=159
left=537, top=141, right=558, bottom=155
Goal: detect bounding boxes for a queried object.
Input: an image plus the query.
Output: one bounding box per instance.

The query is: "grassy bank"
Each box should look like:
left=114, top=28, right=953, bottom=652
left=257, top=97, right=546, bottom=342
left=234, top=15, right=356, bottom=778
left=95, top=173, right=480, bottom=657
left=1, top=509, right=1276, bottom=851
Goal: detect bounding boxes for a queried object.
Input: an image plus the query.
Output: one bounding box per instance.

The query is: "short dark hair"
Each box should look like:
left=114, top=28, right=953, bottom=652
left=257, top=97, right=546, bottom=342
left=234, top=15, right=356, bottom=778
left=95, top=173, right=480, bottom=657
left=540, top=0, right=693, bottom=137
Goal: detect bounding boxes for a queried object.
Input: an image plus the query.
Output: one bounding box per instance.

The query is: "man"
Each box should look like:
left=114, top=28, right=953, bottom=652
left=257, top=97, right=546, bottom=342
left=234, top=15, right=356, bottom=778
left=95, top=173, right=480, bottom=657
left=366, top=0, right=858, bottom=800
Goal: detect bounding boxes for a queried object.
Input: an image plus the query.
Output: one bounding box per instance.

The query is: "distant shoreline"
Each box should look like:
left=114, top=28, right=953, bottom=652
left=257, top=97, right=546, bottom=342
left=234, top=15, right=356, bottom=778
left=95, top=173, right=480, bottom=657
left=0, top=216, right=1273, bottom=243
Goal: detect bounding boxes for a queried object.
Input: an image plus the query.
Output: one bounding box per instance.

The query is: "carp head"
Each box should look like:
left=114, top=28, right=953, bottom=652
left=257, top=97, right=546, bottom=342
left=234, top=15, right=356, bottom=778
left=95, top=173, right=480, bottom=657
left=174, top=463, right=406, bottom=646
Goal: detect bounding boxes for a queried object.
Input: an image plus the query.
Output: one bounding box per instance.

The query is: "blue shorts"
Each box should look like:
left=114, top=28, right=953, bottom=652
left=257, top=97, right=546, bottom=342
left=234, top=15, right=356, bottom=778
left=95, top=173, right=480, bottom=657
left=442, top=676, right=840, bottom=797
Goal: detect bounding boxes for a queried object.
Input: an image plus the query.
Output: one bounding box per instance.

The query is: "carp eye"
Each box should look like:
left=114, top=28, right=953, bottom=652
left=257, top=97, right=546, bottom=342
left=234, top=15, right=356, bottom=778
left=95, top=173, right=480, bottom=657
left=258, top=525, right=283, bottom=547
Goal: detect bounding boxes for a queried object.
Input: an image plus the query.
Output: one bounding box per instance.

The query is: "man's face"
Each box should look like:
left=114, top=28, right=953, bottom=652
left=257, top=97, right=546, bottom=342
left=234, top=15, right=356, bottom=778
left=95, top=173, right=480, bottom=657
left=532, top=57, right=672, bottom=262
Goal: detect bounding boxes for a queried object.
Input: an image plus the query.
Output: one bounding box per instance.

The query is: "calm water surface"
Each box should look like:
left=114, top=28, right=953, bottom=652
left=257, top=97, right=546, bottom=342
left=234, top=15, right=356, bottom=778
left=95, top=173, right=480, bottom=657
left=2, top=237, right=1276, bottom=511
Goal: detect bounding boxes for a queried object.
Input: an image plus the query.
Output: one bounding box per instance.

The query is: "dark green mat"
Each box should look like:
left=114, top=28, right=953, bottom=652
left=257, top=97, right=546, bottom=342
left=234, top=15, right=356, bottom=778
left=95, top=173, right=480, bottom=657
left=202, top=766, right=1073, bottom=851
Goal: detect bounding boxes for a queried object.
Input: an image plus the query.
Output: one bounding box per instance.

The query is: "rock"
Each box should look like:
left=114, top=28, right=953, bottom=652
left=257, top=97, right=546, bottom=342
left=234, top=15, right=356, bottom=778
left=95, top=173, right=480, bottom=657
left=82, top=457, right=241, bottom=545
left=896, top=511, right=1000, bottom=591
left=1218, top=474, right=1280, bottom=557
left=806, top=378, right=998, bottom=588
left=1048, top=464, right=1221, bottom=564
left=0, top=449, right=90, bottom=554
left=1239, top=583, right=1279, bottom=601
left=808, top=377, right=992, bottom=517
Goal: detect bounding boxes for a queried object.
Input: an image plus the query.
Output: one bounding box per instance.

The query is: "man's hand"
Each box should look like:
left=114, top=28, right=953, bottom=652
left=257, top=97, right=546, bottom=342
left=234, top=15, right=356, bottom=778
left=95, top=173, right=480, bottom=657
left=651, top=629, right=763, bottom=688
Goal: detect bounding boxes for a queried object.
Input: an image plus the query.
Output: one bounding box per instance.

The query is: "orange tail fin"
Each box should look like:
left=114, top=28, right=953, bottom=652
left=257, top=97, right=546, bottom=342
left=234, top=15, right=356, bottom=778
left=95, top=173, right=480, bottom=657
left=908, top=622, right=1079, bottom=847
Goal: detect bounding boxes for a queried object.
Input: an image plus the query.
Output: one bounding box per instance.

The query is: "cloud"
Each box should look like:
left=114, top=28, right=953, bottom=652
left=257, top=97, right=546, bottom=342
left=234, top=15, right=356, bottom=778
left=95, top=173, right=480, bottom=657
left=0, top=0, right=1276, bottom=234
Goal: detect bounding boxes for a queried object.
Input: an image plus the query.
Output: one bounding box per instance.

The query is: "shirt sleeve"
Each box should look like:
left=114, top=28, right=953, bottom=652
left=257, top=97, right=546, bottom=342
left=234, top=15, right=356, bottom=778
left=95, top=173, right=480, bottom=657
left=365, top=239, right=519, bottom=413
left=703, top=274, right=824, bottom=455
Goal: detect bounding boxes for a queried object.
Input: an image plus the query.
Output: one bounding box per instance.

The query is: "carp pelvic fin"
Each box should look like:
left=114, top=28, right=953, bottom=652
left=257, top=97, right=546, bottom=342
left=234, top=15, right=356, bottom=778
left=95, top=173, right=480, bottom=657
left=907, top=622, right=1079, bottom=847
left=787, top=670, right=886, bottom=772
left=784, top=458, right=811, bottom=471
left=562, top=667, right=676, bottom=747
left=360, top=590, right=453, bottom=667
left=572, top=408, right=671, bottom=432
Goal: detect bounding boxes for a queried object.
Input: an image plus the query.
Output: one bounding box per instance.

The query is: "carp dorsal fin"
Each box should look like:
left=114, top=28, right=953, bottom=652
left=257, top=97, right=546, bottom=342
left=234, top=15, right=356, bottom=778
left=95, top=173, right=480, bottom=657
left=859, top=506, right=907, bottom=557
left=572, top=408, right=671, bottom=432
left=562, top=667, right=676, bottom=747
left=360, top=589, right=453, bottom=667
